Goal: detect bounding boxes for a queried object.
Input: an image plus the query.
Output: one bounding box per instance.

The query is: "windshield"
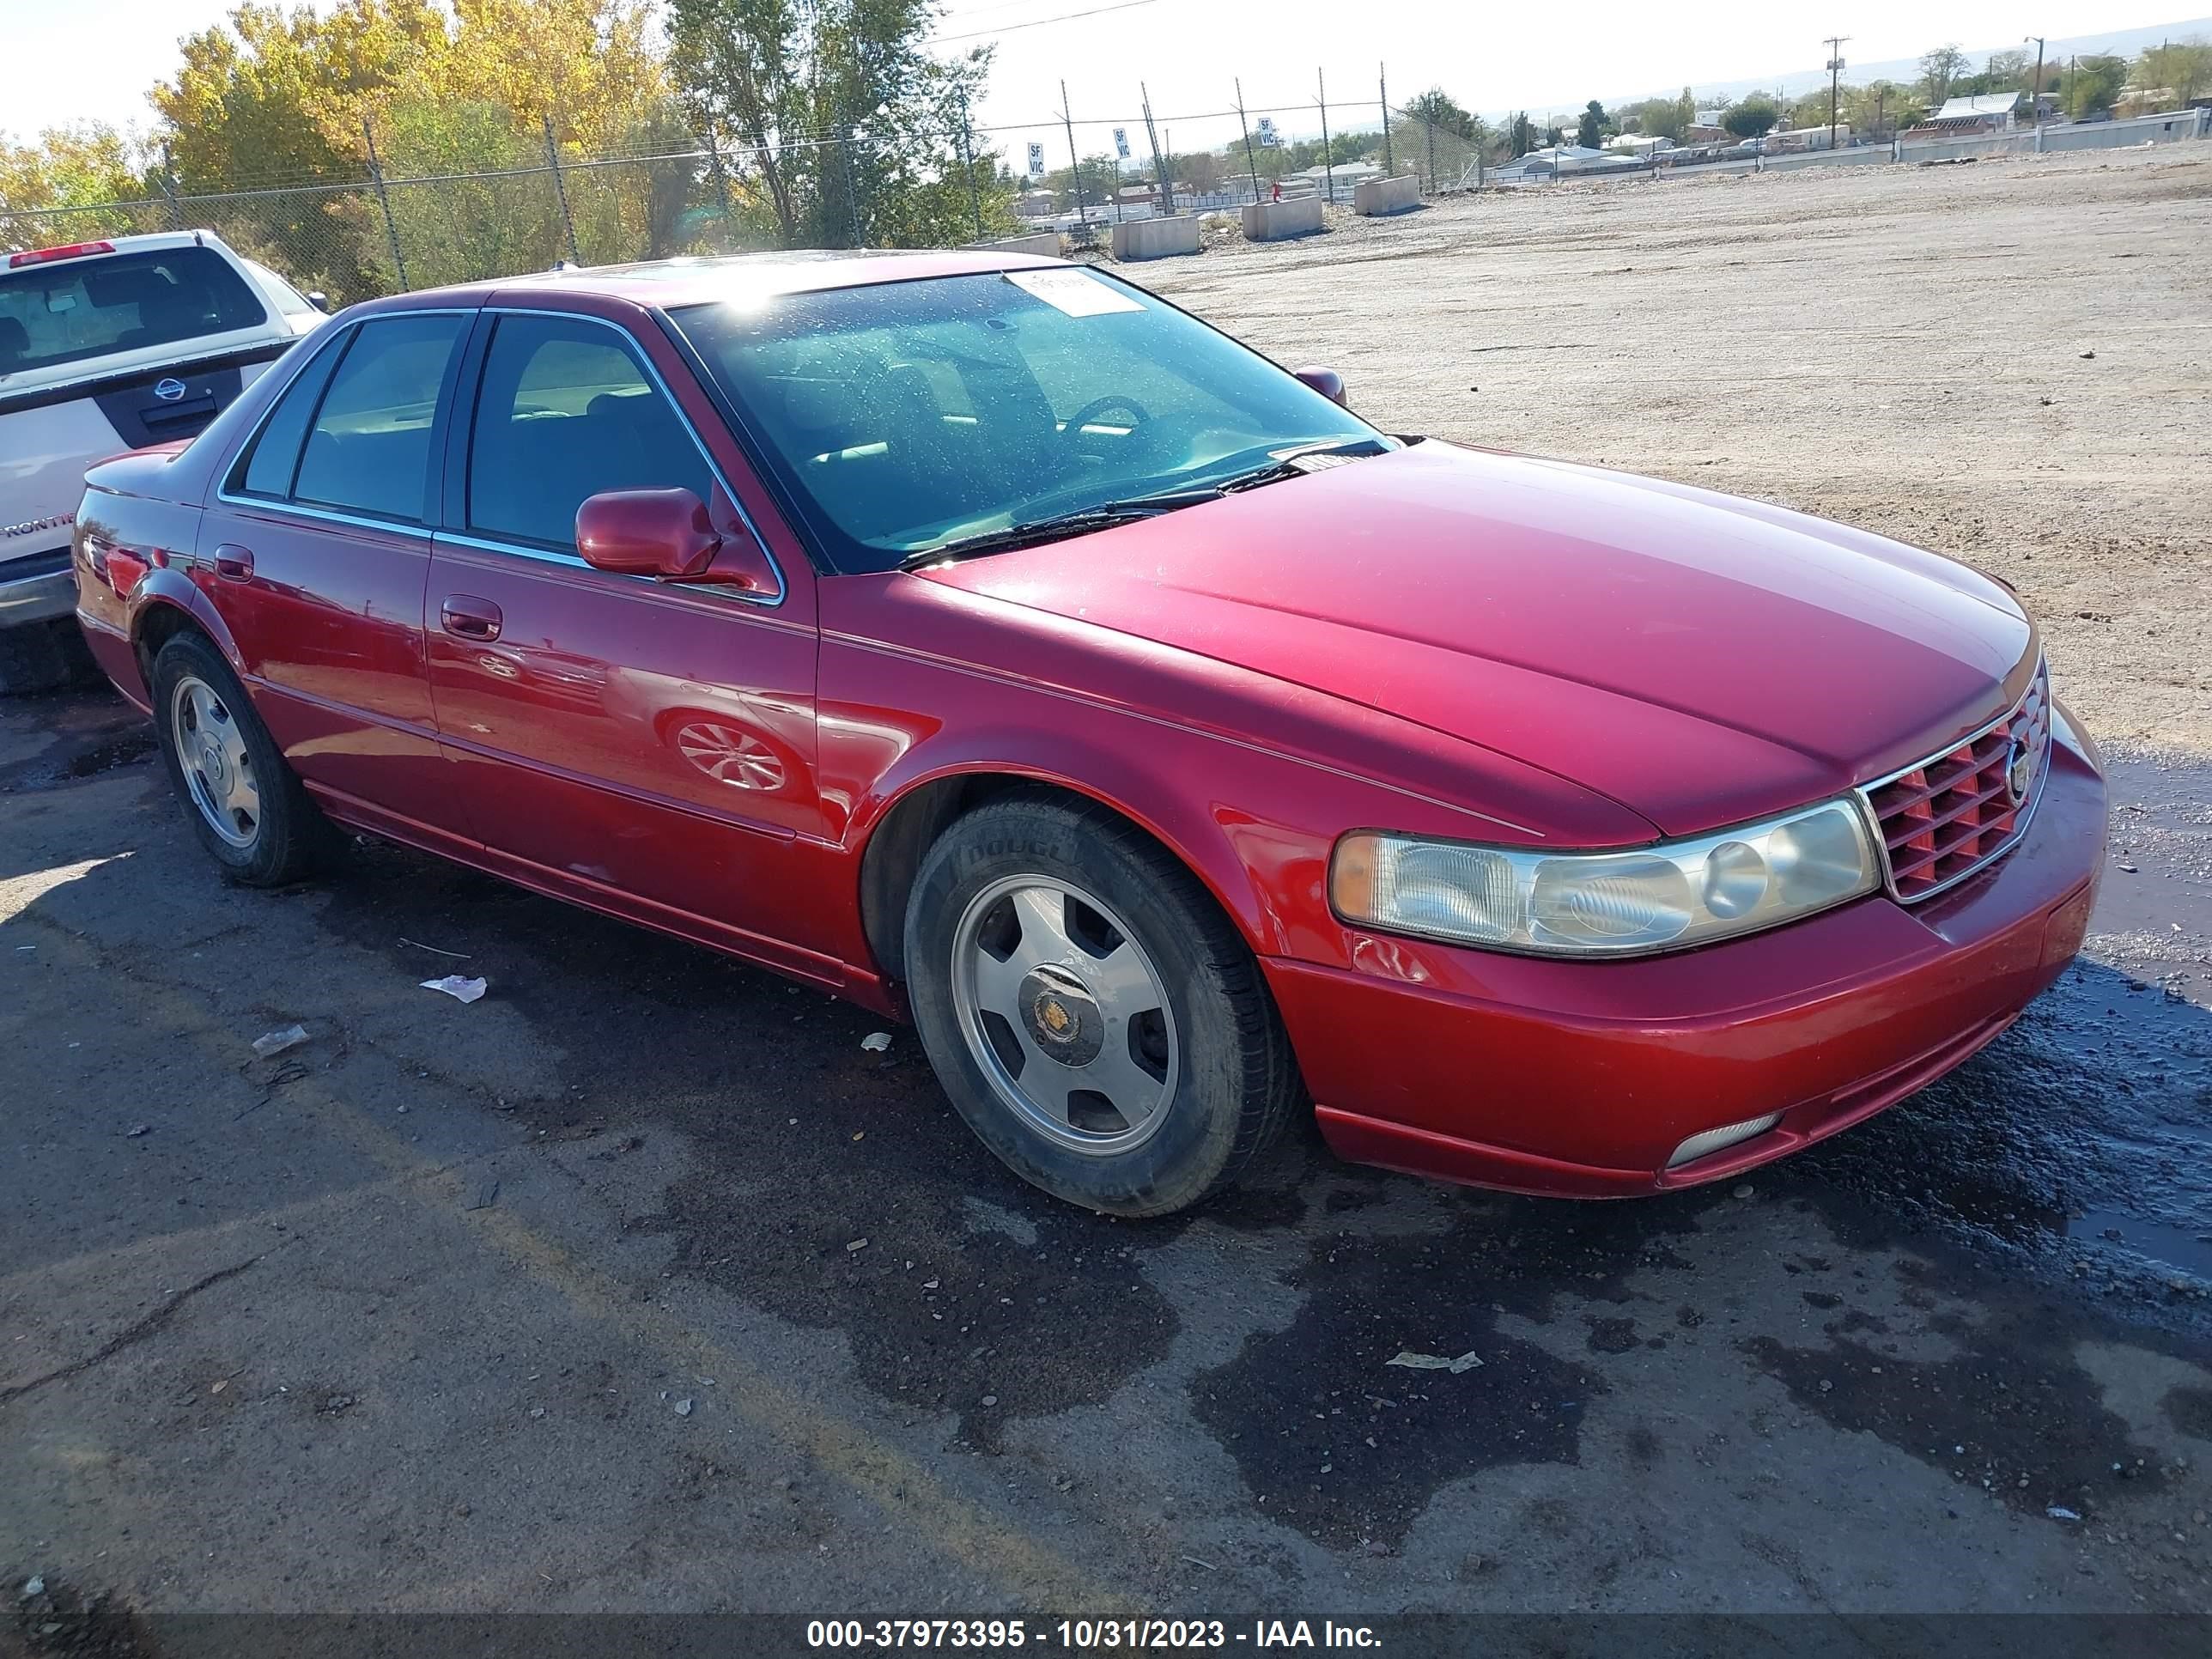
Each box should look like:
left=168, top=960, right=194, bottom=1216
left=0, top=246, right=268, bottom=379
left=670, top=269, right=1381, bottom=573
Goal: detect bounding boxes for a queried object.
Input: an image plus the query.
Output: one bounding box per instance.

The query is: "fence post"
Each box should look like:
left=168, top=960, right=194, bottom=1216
left=1379, top=65, right=1394, bottom=175
left=1318, top=69, right=1334, bottom=204
left=957, top=92, right=984, bottom=240
left=1425, top=119, right=1437, bottom=193
left=543, top=112, right=580, bottom=264
left=158, top=143, right=185, bottom=231
left=362, top=116, right=409, bottom=293
left=1235, top=79, right=1262, bottom=204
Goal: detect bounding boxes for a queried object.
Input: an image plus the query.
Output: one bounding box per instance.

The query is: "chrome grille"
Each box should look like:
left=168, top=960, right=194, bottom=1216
left=1860, top=660, right=2051, bottom=903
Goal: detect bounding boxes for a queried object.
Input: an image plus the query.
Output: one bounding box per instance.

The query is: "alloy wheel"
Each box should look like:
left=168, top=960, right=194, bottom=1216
left=949, top=875, right=1180, bottom=1155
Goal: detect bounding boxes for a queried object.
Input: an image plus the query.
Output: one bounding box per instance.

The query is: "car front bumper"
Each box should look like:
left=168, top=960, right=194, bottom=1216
left=1264, top=708, right=2107, bottom=1198
left=0, top=549, right=77, bottom=628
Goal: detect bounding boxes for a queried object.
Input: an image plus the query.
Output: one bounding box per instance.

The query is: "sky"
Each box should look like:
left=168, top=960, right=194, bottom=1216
left=1, top=0, right=2200, bottom=159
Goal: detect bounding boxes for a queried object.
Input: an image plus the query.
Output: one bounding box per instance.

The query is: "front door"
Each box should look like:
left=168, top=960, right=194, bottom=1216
left=425, top=308, right=828, bottom=973
left=198, top=309, right=471, bottom=844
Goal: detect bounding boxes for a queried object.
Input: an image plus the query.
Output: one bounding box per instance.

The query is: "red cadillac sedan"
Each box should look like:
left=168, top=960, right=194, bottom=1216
left=71, top=250, right=2106, bottom=1217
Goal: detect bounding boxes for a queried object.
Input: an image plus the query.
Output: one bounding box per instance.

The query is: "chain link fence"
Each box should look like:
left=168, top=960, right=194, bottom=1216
left=0, top=77, right=1511, bottom=302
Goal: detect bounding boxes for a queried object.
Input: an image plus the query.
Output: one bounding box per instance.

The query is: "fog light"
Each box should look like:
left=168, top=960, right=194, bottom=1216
left=1667, top=1112, right=1783, bottom=1170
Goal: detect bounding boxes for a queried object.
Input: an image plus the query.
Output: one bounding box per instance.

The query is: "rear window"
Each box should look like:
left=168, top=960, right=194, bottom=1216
left=0, top=246, right=267, bottom=376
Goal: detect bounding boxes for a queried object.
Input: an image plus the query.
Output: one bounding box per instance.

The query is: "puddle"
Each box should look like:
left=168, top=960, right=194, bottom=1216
left=0, top=689, right=151, bottom=794
left=2069, top=1208, right=2212, bottom=1281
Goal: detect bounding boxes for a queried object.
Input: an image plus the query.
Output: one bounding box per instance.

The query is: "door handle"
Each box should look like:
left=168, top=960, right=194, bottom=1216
left=440, top=595, right=502, bottom=641
left=213, top=544, right=253, bottom=582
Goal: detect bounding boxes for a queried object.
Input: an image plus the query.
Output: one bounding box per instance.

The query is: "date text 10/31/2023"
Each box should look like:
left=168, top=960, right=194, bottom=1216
left=805, top=1620, right=1383, bottom=1649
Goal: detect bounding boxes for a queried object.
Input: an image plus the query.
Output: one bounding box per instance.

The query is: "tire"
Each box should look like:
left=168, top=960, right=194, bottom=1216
left=149, top=630, right=328, bottom=885
left=902, top=793, right=1301, bottom=1217
left=0, top=620, right=73, bottom=696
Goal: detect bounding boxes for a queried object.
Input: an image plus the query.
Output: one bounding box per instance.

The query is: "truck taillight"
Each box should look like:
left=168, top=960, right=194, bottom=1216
left=8, top=240, right=116, bottom=268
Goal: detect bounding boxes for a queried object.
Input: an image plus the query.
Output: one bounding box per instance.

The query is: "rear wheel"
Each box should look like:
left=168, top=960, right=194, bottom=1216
left=903, top=794, right=1300, bottom=1216
left=150, top=631, right=327, bottom=885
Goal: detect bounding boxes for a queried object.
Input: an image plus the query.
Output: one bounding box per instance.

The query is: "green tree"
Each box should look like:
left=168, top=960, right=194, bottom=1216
left=1616, top=91, right=1692, bottom=143
left=1920, top=44, right=1968, bottom=106
left=1401, top=88, right=1476, bottom=141
left=1846, top=80, right=1918, bottom=137
left=1575, top=100, right=1608, bottom=149
left=2066, top=54, right=2129, bottom=118
left=2139, top=38, right=2212, bottom=106
left=0, top=125, right=149, bottom=213
left=1721, top=98, right=1779, bottom=139
left=668, top=0, right=998, bottom=250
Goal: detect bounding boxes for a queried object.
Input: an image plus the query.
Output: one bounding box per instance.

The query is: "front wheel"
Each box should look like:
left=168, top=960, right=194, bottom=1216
left=150, top=631, right=327, bottom=885
left=902, top=794, right=1301, bottom=1216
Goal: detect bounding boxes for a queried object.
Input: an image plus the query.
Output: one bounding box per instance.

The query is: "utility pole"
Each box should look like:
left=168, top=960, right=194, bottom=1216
left=1060, top=80, right=1089, bottom=228
left=1235, top=77, right=1261, bottom=204
left=1825, top=36, right=1850, bottom=152
left=1379, top=63, right=1394, bottom=175
left=2026, top=36, right=2046, bottom=126
left=957, top=89, right=983, bottom=240
left=1317, top=68, right=1334, bottom=204
left=1141, top=83, right=1172, bottom=215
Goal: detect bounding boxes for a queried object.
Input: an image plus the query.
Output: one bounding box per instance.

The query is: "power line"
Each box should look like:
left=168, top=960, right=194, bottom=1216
left=931, top=0, right=1160, bottom=46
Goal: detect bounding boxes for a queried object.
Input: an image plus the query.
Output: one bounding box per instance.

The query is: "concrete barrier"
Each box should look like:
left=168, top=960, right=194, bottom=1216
left=1109, top=215, right=1200, bottom=260
left=1352, top=173, right=1420, bottom=216
left=1239, top=196, right=1325, bottom=240
left=969, top=231, right=1062, bottom=257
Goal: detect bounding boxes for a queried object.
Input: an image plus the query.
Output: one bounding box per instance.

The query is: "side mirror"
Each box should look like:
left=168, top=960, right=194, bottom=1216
left=575, top=488, right=776, bottom=595
left=306, top=290, right=329, bottom=313
left=1293, top=365, right=1346, bottom=406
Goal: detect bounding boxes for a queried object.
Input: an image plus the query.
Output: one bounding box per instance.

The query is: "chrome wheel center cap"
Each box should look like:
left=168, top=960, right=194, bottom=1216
left=1019, top=967, right=1103, bottom=1066
left=200, top=740, right=228, bottom=789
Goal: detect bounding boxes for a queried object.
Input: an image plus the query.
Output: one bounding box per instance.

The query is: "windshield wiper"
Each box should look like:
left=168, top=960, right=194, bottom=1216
left=1216, top=435, right=1393, bottom=495
left=897, top=489, right=1218, bottom=570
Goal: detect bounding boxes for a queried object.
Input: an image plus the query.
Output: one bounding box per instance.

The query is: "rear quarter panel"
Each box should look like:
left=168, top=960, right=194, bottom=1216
left=73, top=452, right=220, bottom=708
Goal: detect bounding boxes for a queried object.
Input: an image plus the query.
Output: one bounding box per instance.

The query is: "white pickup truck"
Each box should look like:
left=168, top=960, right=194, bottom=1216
left=0, top=229, right=327, bottom=692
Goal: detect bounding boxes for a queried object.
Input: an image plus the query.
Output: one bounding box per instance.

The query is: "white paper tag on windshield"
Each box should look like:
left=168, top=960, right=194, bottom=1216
left=1005, top=268, right=1144, bottom=317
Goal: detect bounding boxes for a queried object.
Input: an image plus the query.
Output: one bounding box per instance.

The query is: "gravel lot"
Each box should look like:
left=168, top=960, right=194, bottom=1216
left=1141, top=144, right=2212, bottom=755
left=5, top=146, right=2212, bottom=1649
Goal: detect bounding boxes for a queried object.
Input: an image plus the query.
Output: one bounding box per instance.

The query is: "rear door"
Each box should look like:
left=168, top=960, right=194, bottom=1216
left=425, top=306, right=826, bottom=969
left=199, top=307, right=474, bottom=843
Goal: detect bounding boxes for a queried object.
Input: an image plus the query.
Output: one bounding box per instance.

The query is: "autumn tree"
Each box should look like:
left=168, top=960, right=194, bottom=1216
left=0, top=125, right=148, bottom=214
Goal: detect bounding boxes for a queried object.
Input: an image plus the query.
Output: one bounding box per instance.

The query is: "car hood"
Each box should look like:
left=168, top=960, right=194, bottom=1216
left=917, top=441, right=2036, bottom=836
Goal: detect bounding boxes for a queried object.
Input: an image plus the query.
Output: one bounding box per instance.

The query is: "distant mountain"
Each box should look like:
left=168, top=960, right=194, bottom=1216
left=1525, top=15, right=2212, bottom=121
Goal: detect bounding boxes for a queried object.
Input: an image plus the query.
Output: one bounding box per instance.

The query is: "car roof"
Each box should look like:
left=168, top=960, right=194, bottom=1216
left=370, top=247, right=1069, bottom=316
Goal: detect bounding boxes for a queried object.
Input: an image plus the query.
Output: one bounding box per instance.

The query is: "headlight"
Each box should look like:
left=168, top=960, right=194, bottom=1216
left=1331, top=799, right=1878, bottom=957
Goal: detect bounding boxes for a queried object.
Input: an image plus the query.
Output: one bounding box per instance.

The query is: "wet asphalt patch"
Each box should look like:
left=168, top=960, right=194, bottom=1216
left=18, top=693, right=2212, bottom=1572
left=1743, top=1261, right=2176, bottom=1522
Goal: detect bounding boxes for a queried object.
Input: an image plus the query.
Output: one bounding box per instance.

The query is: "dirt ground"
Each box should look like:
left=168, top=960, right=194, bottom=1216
left=1139, top=144, right=2212, bottom=757
left=6, top=146, right=2212, bottom=1650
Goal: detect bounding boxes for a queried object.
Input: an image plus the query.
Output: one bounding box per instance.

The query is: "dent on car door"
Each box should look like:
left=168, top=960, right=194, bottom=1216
left=199, top=309, right=473, bottom=843
left=425, top=308, right=827, bottom=969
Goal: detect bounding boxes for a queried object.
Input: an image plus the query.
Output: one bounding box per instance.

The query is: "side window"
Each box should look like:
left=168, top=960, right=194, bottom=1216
left=466, top=313, right=714, bottom=552
left=291, top=313, right=466, bottom=523
left=234, top=332, right=345, bottom=500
